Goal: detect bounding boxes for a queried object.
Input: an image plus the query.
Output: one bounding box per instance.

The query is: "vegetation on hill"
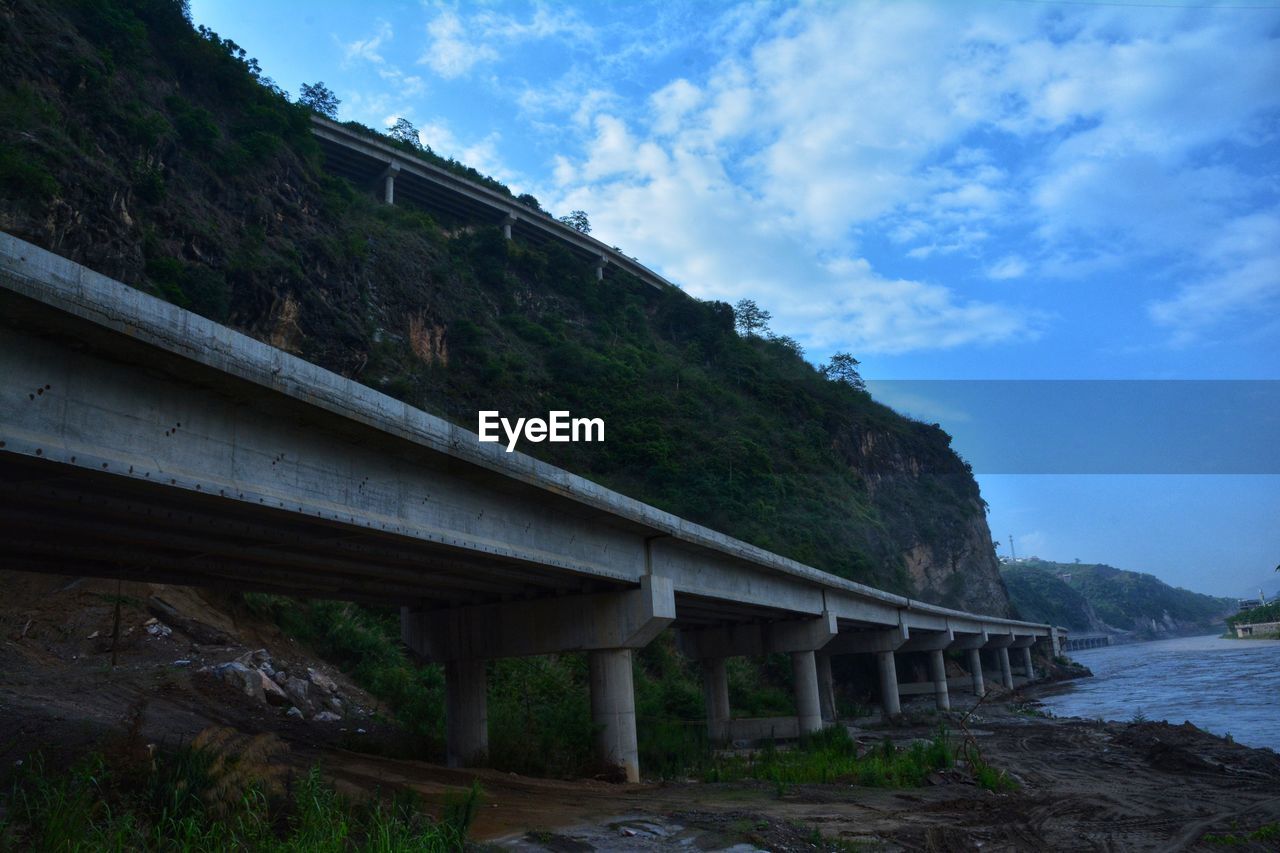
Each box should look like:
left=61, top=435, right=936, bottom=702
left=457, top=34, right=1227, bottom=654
left=1002, top=559, right=1234, bottom=639
left=999, top=565, right=1096, bottom=631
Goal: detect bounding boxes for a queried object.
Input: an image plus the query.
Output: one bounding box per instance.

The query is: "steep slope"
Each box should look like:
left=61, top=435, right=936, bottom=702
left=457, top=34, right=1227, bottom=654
left=1000, top=565, right=1100, bottom=632
left=0, top=0, right=1011, bottom=614
left=1002, top=559, right=1235, bottom=640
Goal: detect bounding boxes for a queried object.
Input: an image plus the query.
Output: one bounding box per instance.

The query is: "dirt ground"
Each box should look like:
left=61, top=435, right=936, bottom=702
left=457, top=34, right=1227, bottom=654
left=2, top=569, right=1278, bottom=852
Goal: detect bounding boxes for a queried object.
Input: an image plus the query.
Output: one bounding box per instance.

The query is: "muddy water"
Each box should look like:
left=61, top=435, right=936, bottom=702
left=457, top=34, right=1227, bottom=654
left=1038, top=634, right=1280, bottom=751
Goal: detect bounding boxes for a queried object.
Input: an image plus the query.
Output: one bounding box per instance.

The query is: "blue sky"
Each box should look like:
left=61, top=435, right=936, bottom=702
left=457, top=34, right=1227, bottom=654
left=190, top=0, right=1279, bottom=599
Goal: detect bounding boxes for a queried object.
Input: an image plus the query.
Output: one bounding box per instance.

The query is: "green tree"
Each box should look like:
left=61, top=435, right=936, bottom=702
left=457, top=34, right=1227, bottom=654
left=733, top=298, right=771, bottom=337
left=822, top=352, right=866, bottom=391
left=387, top=116, right=422, bottom=149
left=558, top=209, right=591, bottom=233
left=298, top=81, right=339, bottom=118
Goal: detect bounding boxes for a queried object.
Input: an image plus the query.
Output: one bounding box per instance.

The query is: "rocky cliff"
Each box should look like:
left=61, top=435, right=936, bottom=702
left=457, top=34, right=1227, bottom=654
left=0, top=0, right=1013, bottom=616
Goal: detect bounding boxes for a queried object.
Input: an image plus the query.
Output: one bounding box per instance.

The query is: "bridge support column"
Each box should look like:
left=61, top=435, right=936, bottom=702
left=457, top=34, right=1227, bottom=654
left=501, top=213, right=516, bottom=240
left=928, top=649, right=950, bottom=712
left=379, top=161, right=401, bottom=205
left=967, top=648, right=985, bottom=697
left=792, top=650, right=823, bottom=736
left=998, top=647, right=1014, bottom=689
left=595, top=256, right=607, bottom=281
left=589, top=648, right=639, bottom=782
left=1021, top=646, right=1035, bottom=680
left=444, top=659, right=487, bottom=768
left=816, top=653, right=836, bottom=722
left=877, top=651, right=900, bottom=719
left=701, top=658, right=731, bottom=743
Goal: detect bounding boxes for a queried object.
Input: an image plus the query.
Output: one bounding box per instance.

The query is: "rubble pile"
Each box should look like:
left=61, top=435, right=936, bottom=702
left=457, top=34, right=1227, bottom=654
left=203, top=648, right=365, bottom=724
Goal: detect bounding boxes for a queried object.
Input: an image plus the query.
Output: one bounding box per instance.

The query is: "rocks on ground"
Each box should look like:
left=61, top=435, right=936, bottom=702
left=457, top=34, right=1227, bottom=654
left=202, top=649, right=366, bottom=724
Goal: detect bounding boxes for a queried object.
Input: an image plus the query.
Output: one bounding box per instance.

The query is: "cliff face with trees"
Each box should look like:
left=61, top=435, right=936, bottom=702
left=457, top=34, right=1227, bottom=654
left=0, top=0, right=1012, bottom=616
left=1002, top=559, right=1235, bottom=640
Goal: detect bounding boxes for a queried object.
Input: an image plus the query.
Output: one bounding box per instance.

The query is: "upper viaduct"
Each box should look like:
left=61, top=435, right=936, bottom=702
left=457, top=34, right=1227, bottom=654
left=0, top=232, right=1059, bottom=782
left=310, top=116, right=673, bottom=290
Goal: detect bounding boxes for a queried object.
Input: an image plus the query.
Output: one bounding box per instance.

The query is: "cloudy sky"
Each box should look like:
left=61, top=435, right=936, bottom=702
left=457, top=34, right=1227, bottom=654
left=191, top=0, right=1279, bottom=599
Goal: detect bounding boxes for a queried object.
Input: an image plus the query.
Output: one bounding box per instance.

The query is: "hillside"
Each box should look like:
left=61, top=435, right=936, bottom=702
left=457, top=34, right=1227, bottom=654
left=0, top=0, right=1011, bottom=614
left=1002, top=559, right=1235, bottom=640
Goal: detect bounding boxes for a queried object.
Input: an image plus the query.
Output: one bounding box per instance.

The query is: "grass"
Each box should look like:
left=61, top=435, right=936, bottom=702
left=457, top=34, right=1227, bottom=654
left=701, top=725, right=953, bottom=788
left=0, top=740, right=477, bottom=851
left=1202, top=820, right=1280, bottom=846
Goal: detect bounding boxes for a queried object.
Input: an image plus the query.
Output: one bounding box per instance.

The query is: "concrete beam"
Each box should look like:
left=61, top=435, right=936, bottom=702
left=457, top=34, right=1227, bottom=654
left=824, top=622, right=909, bottom=655
left=680, top=610, right=837, bottom=659
left=1010, top=634, right=1038, bottom=649
left=403, top=575, right=675, bottom=661
left=899, top=627, right=954, bottom=653
left=948, top=630, right=989, bottom=650
left=983, top=631, right=1016, bottom=649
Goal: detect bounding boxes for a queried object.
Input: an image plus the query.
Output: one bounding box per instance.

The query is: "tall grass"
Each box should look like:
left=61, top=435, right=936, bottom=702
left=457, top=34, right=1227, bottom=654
left=0, top=744, right=476, bottom=851
left=701, top=725, right=953, bottom=788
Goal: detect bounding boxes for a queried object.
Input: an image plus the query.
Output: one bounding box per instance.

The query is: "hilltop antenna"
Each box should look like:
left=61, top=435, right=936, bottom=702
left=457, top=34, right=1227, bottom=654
left=1008, top=535, right=1016, bottom=561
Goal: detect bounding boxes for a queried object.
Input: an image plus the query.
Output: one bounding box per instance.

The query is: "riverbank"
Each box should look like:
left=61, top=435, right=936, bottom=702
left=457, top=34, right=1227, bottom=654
left=418, top=693, right=1276, bottom=851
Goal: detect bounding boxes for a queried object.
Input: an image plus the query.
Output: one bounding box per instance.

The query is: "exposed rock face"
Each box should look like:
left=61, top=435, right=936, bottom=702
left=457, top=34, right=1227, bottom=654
left=902, top=513, right=1013, bottom=617
left=839, top=426, right=1014, bottom=617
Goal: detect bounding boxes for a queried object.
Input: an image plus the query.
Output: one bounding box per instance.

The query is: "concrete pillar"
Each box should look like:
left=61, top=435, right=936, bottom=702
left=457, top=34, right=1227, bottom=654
left=998, top=647, right=1014, bottom=689
left=791, top=650, right=823, bottom=735
left=928, top=649, right=950, bottom=712
left=381, top=162, right=401, bottom=205
left=816, top=653, right=836, bottom=722
left=444, top=659, right=487, bottom=767
left=701, top=657, right=730, bottom=743
left=501, top=213, right=515, bottom=240
left=589, top=649, right=639, bottom=782
left=877, top=650, right=900, bottom=719
left=967, top=648, right=985, bottom=697
left=1021, top=646, right=1035, bottom=680
left=595, top=256, right=606, bottom=281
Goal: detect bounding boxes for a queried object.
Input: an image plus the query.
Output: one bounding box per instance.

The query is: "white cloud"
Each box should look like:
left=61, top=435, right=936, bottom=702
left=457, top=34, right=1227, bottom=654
left=419, top=9, right=497, bottom=79
left=1148, top=211, right=1280, bottom=343
left=340, top=19, right=393, bottom=67
left=988, top=256, right=1028, bottom=281
left=418, top=3, right=594, bottom=80
left=534, top=1, right=1279, bottom=354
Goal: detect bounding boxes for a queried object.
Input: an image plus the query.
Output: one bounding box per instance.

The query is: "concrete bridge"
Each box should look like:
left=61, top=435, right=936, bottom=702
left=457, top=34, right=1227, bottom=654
left=311, top=116, right=672, bottom=291
left=0, top=233, right=1057, bottom=781
left=1063, top=634, right=1111, bottom=651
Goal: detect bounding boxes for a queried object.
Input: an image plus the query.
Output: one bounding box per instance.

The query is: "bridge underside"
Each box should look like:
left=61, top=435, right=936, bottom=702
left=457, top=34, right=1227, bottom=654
left=0, top=452, right=802, bottom=631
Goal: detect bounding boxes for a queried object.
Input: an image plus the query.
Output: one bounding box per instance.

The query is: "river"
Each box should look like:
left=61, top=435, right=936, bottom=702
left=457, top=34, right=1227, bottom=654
left=1036, top=634, right=1280, bottom=752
